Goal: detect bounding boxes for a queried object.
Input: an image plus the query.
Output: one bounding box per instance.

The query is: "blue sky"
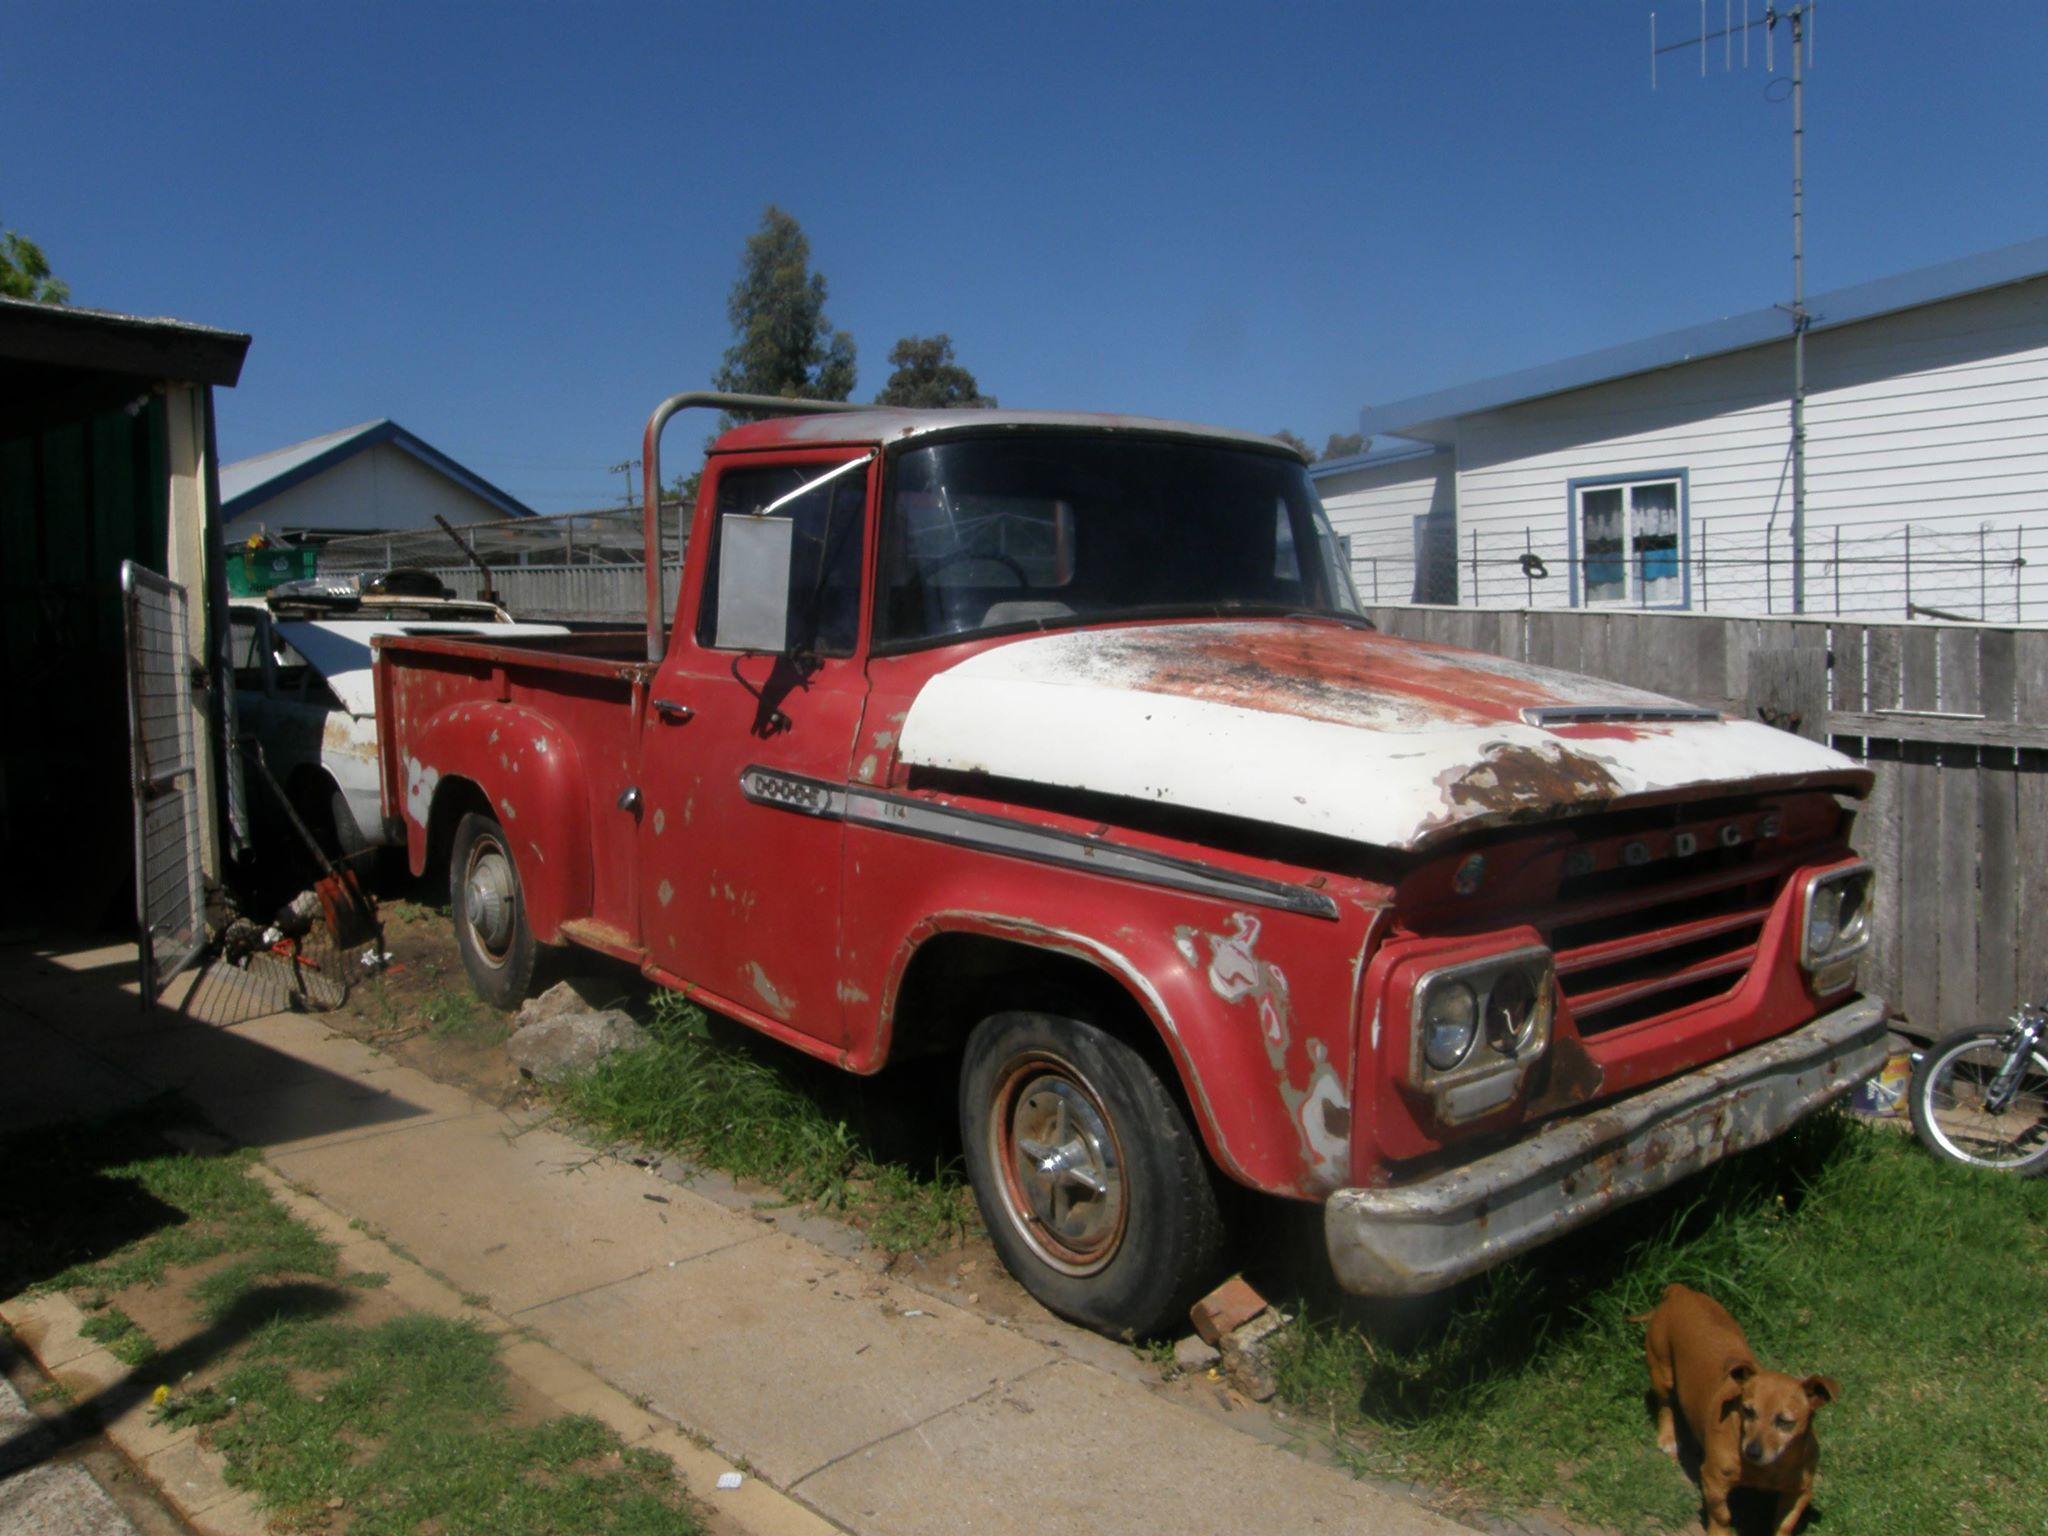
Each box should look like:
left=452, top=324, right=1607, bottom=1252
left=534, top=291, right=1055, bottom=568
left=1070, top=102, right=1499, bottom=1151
left=7, top=1, right=2045, bottom=512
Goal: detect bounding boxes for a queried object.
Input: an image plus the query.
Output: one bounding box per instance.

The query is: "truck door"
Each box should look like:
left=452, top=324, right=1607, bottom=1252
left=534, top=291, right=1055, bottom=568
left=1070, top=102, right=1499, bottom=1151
left=637, top=451, right=873, bottom=1049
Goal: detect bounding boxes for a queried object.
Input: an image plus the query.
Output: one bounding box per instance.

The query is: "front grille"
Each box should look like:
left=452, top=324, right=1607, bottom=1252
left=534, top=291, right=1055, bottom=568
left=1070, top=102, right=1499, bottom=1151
left=1544, top=844, right=1792, bottom=1036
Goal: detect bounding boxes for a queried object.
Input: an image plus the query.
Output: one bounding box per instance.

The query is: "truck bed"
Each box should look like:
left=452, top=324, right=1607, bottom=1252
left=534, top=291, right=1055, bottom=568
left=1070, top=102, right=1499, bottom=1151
left=373, top=628, right=658, bottom=946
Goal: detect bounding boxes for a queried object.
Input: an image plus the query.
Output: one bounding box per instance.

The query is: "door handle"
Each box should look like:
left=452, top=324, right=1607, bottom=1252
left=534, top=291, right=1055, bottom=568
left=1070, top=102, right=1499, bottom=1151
left=652, top=698, right=694, bottom=723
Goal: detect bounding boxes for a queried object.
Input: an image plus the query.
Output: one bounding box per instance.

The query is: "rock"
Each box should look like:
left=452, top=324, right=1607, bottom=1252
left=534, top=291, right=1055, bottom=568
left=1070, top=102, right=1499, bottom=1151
left=1189, top=1274, right=1269, bottom=1346
left=1219, top=1309, right=1288, bottom=1402
left=515, top=977, right=632, bottom=1030
left=506, top=1008, right=649, bottom=1083
left=1172, top=1334, right=1221, bottom=1371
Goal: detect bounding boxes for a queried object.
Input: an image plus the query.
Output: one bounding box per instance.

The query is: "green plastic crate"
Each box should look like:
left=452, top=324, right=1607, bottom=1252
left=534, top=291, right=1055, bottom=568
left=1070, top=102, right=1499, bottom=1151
left=227, top=545, right=318, bottom=595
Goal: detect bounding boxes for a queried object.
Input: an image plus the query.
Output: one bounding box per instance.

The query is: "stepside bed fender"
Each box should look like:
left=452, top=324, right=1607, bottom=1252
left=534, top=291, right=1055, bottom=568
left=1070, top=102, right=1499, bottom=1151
left=399, top=701, right=592, bottom=943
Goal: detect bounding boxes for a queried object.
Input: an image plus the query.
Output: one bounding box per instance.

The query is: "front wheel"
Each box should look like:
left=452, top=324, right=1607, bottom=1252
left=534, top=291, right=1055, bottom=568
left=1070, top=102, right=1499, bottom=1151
left=450, top=811, right=536, bottom=1010
left=959, top=1011, right=1225, bottom=1338
left=1909, top=1027, right=2048, bottom=1174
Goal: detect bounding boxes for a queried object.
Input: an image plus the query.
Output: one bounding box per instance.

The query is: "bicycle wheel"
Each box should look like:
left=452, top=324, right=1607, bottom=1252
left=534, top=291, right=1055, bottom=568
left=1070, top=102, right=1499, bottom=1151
left=1909, top=1028, right=2048, bottom=1174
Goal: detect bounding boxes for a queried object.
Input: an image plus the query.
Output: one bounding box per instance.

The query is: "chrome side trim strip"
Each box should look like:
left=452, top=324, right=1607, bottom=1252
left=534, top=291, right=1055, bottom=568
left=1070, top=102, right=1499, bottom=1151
left=1522, top=704, right=1720, bottom=727
left=738, top=766, right=1340, bottom=920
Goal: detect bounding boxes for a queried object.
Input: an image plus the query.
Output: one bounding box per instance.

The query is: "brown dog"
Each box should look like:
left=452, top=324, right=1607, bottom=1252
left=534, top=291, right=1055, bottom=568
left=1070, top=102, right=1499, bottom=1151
left=1639, top=1284, right=1838, bottom=1536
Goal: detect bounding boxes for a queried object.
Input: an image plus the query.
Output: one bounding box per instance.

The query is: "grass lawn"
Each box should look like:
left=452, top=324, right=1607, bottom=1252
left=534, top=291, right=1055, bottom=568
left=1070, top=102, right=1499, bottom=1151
left=556, top=989, right=979, bottom=1253
left=1270, top=1113, right=2048, bottom=1535
left=1, top=1101, right=700, bottom=1536
left=558, top=995, right=2048, bottom=1533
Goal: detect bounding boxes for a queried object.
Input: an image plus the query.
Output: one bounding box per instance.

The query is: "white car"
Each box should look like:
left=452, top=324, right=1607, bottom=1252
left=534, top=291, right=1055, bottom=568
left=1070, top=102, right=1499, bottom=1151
left=229, top=577, right=568, bottom=855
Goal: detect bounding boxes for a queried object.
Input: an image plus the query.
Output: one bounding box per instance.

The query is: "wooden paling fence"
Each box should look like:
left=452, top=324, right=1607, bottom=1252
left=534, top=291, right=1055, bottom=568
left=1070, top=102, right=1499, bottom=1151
left=1364, top=605, right=2048, bottom=1039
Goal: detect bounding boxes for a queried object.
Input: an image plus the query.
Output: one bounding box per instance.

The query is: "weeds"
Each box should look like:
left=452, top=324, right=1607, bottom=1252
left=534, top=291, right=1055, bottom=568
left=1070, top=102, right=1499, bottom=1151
left=78, top=1305, right=156, bottom=1366
left=191, top=1313, right=695, bottom=1535
left=4, top=1099, right=338, bottom=1311
left=14, top=1106, right=699, bottom=1535
left=423, top=986, right=503, bottom=1044
left=1269, top=1114, right=2048, bottom=1535
left=557, top=992, right=978, bottom=1252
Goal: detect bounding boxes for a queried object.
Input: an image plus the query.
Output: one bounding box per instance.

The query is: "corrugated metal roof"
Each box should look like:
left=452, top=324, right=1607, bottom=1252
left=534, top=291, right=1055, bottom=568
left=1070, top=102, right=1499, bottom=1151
left=220, top=419, right=535, bottom=520
left=1360, top=233, right=2048, bottom=444
left=0, top=295, right=249, bottom=386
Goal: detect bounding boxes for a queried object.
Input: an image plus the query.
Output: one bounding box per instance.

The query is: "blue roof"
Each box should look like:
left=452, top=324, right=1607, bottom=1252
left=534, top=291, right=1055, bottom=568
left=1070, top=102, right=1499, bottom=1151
left=1360, top=234, right=2048, bottom=444
left=220, top=419, right=535, bottom=521
left=1308, top=435, right=1443, bottom=481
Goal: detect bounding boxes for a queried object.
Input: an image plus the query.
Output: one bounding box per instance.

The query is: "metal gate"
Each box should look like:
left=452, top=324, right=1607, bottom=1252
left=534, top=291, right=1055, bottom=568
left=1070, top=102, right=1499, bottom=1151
left=121, top=561, right=209, bottom=1000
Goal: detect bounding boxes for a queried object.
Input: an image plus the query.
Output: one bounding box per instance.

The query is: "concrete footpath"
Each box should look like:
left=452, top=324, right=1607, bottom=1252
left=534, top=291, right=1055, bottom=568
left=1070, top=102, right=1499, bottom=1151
left=2, top=940, right=1472, bottom=1536
left=1, top=1364, right=142, bottom=1536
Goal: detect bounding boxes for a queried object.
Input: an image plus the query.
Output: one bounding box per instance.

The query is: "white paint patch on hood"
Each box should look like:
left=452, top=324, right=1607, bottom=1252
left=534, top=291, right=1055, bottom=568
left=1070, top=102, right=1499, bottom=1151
left=277, top=620, right=568, bottom=718
left=895, top=623, right=1867, bottom=852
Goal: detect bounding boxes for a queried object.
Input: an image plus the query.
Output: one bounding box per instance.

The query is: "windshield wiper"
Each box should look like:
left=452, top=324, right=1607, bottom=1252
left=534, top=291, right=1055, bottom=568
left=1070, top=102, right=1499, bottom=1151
left=1136, top=600, right=1376, bottom=630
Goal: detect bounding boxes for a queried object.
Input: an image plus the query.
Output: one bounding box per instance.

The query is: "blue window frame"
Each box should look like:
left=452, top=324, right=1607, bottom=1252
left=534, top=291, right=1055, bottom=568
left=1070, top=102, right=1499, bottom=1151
left=1566, top=469, right=1690, bottom=609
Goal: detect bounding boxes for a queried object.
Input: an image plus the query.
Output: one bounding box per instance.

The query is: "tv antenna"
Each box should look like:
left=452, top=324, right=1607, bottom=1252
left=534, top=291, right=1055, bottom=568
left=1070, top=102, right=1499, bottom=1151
left=1652, top=2, right=1817, bottom=612
left=608, top=458, right=641, bottom=508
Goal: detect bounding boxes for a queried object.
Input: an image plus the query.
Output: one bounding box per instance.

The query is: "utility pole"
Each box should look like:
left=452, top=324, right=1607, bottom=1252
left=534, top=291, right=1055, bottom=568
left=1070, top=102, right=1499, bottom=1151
left=608, top=459, right=640, bottom=509
left=1779, top=2, right=1809, bottom=612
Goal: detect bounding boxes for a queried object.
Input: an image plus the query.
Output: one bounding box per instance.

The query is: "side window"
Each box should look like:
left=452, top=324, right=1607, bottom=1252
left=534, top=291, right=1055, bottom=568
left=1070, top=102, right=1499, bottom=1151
left=272, top=633, right=315, bottom=698
left=1273, top=499, right=1301, bottom=580
left=229, top=617, right=269, bottom=689
left=696, top=461, right=868, bottom=655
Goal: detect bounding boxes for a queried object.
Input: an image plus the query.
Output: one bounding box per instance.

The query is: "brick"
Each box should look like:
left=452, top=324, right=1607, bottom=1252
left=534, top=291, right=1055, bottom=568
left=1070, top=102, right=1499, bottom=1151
left=1188, top=1275, right=1268, bottom=1346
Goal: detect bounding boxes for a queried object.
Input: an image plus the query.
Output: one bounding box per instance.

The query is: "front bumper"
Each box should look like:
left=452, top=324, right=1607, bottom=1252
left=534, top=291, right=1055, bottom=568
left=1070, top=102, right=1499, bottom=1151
left=1325, top=996, right=1889, bottom=1296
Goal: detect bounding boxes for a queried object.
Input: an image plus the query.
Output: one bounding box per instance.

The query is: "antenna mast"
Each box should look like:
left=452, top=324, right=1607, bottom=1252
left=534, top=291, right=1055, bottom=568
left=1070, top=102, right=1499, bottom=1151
left=1652, top=1, right=1818, bottom=612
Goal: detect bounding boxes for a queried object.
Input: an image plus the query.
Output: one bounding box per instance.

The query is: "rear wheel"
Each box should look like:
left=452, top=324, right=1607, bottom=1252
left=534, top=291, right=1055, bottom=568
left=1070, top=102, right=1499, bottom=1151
left=450, top=811, right=535, bottom=1009
left=1909, top=1027, right=2048, bottom=1174
left=959, top=1010, right=1224, bottom=1337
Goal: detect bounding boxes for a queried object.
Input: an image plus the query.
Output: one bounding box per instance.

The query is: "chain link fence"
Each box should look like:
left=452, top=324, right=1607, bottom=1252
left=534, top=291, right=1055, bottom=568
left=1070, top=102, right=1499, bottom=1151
left=314, top=504, right=686, bottom=623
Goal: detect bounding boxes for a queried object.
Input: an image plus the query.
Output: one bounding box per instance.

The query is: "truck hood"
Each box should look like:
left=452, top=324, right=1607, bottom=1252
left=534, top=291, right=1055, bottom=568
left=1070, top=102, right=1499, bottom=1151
left=894, top=621, right=1869, bottom=852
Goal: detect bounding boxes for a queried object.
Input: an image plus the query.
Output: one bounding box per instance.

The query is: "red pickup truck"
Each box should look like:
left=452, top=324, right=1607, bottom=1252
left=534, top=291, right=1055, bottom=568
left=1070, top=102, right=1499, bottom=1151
left=373, top=392, right=1886, bottom=1337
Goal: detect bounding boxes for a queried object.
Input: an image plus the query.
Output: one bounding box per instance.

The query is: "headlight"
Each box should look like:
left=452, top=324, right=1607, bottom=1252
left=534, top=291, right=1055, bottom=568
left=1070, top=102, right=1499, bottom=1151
left=1409, top=946, right=1555, bottom=1090
left=1484, top=964, right=1552, bottom=1058
left=1421, top=982, right=1478, bottom=1070
left=1801, top=865, right=1874, bottom=970
left=1808, top=883, right=1841, bottom=952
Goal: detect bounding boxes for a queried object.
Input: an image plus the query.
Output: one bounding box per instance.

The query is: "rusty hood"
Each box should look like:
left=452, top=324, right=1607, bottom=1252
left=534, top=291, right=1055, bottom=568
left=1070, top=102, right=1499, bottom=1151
left=893, top=621, right=1869, bottom=852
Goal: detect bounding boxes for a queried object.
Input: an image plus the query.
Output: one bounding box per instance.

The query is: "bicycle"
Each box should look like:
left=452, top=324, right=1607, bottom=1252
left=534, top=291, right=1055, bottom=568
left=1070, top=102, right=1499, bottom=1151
left=1908, top=1003, right=2048, bottom=1175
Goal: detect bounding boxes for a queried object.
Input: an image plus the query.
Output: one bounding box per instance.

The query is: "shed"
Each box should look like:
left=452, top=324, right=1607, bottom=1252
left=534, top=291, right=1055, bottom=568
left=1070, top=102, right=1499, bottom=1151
left=1316, top=235, right=2048, bottom=620
left=0, top=296, right=249, bottom=931
left=219, top=419, right=534, bottom=547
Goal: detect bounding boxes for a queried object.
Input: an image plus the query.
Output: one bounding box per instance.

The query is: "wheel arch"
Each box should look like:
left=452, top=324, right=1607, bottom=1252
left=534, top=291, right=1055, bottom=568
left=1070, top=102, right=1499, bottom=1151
left=420, top=774, right=494, bottom=892
left=397, top=703, right=592, bottom=940
left=877, top=916, right=1251, bottom=1188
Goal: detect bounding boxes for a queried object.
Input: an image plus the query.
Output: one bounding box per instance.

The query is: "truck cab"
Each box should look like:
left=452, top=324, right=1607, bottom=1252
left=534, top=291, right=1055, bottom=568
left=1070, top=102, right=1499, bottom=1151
left=373, top=397, right=1886, bottom=1337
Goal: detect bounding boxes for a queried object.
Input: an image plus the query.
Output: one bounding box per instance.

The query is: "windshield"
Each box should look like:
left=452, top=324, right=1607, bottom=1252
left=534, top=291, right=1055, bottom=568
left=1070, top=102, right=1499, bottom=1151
left=875, top=435, right=1362, bottom=648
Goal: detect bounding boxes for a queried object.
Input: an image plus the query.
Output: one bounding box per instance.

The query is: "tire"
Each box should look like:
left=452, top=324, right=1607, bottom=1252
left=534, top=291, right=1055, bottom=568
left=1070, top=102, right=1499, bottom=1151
left=1909, top=1027, right=2048, bottom=1175
left=450, top=811, right=536, bottom=1010
left=959, top=1010, right=1225, bottom=1338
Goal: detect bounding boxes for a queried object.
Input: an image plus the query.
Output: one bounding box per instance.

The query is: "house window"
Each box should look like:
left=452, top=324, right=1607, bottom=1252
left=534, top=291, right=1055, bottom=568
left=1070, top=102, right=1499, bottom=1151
left=1575, top=475, right=1683, bottom=607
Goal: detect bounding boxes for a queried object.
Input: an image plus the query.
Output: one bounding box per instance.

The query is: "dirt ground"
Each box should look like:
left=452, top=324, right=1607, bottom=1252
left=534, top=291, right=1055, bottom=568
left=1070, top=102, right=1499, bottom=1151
left=307, top=891, right=1342, bottom=1411
left=319, top=896, right=1061, bottom=1333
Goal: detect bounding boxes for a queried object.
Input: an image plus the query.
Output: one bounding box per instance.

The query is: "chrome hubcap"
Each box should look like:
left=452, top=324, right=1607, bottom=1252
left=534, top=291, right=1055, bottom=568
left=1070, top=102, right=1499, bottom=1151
left=997, top=1066, right=1125, bottom=1275
left=464, top=842, right=515, bottom=961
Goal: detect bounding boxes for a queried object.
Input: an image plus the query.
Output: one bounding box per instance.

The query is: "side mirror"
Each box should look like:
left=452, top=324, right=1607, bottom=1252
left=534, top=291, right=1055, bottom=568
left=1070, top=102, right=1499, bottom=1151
left=713, top=512, right=794, bottom=652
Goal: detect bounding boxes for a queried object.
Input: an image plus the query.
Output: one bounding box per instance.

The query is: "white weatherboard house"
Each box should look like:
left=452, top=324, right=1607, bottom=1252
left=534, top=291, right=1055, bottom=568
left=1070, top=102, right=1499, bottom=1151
left=1314, top=236, right=2048, bottom=623
left=220, top=419, right=533, bottom=547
